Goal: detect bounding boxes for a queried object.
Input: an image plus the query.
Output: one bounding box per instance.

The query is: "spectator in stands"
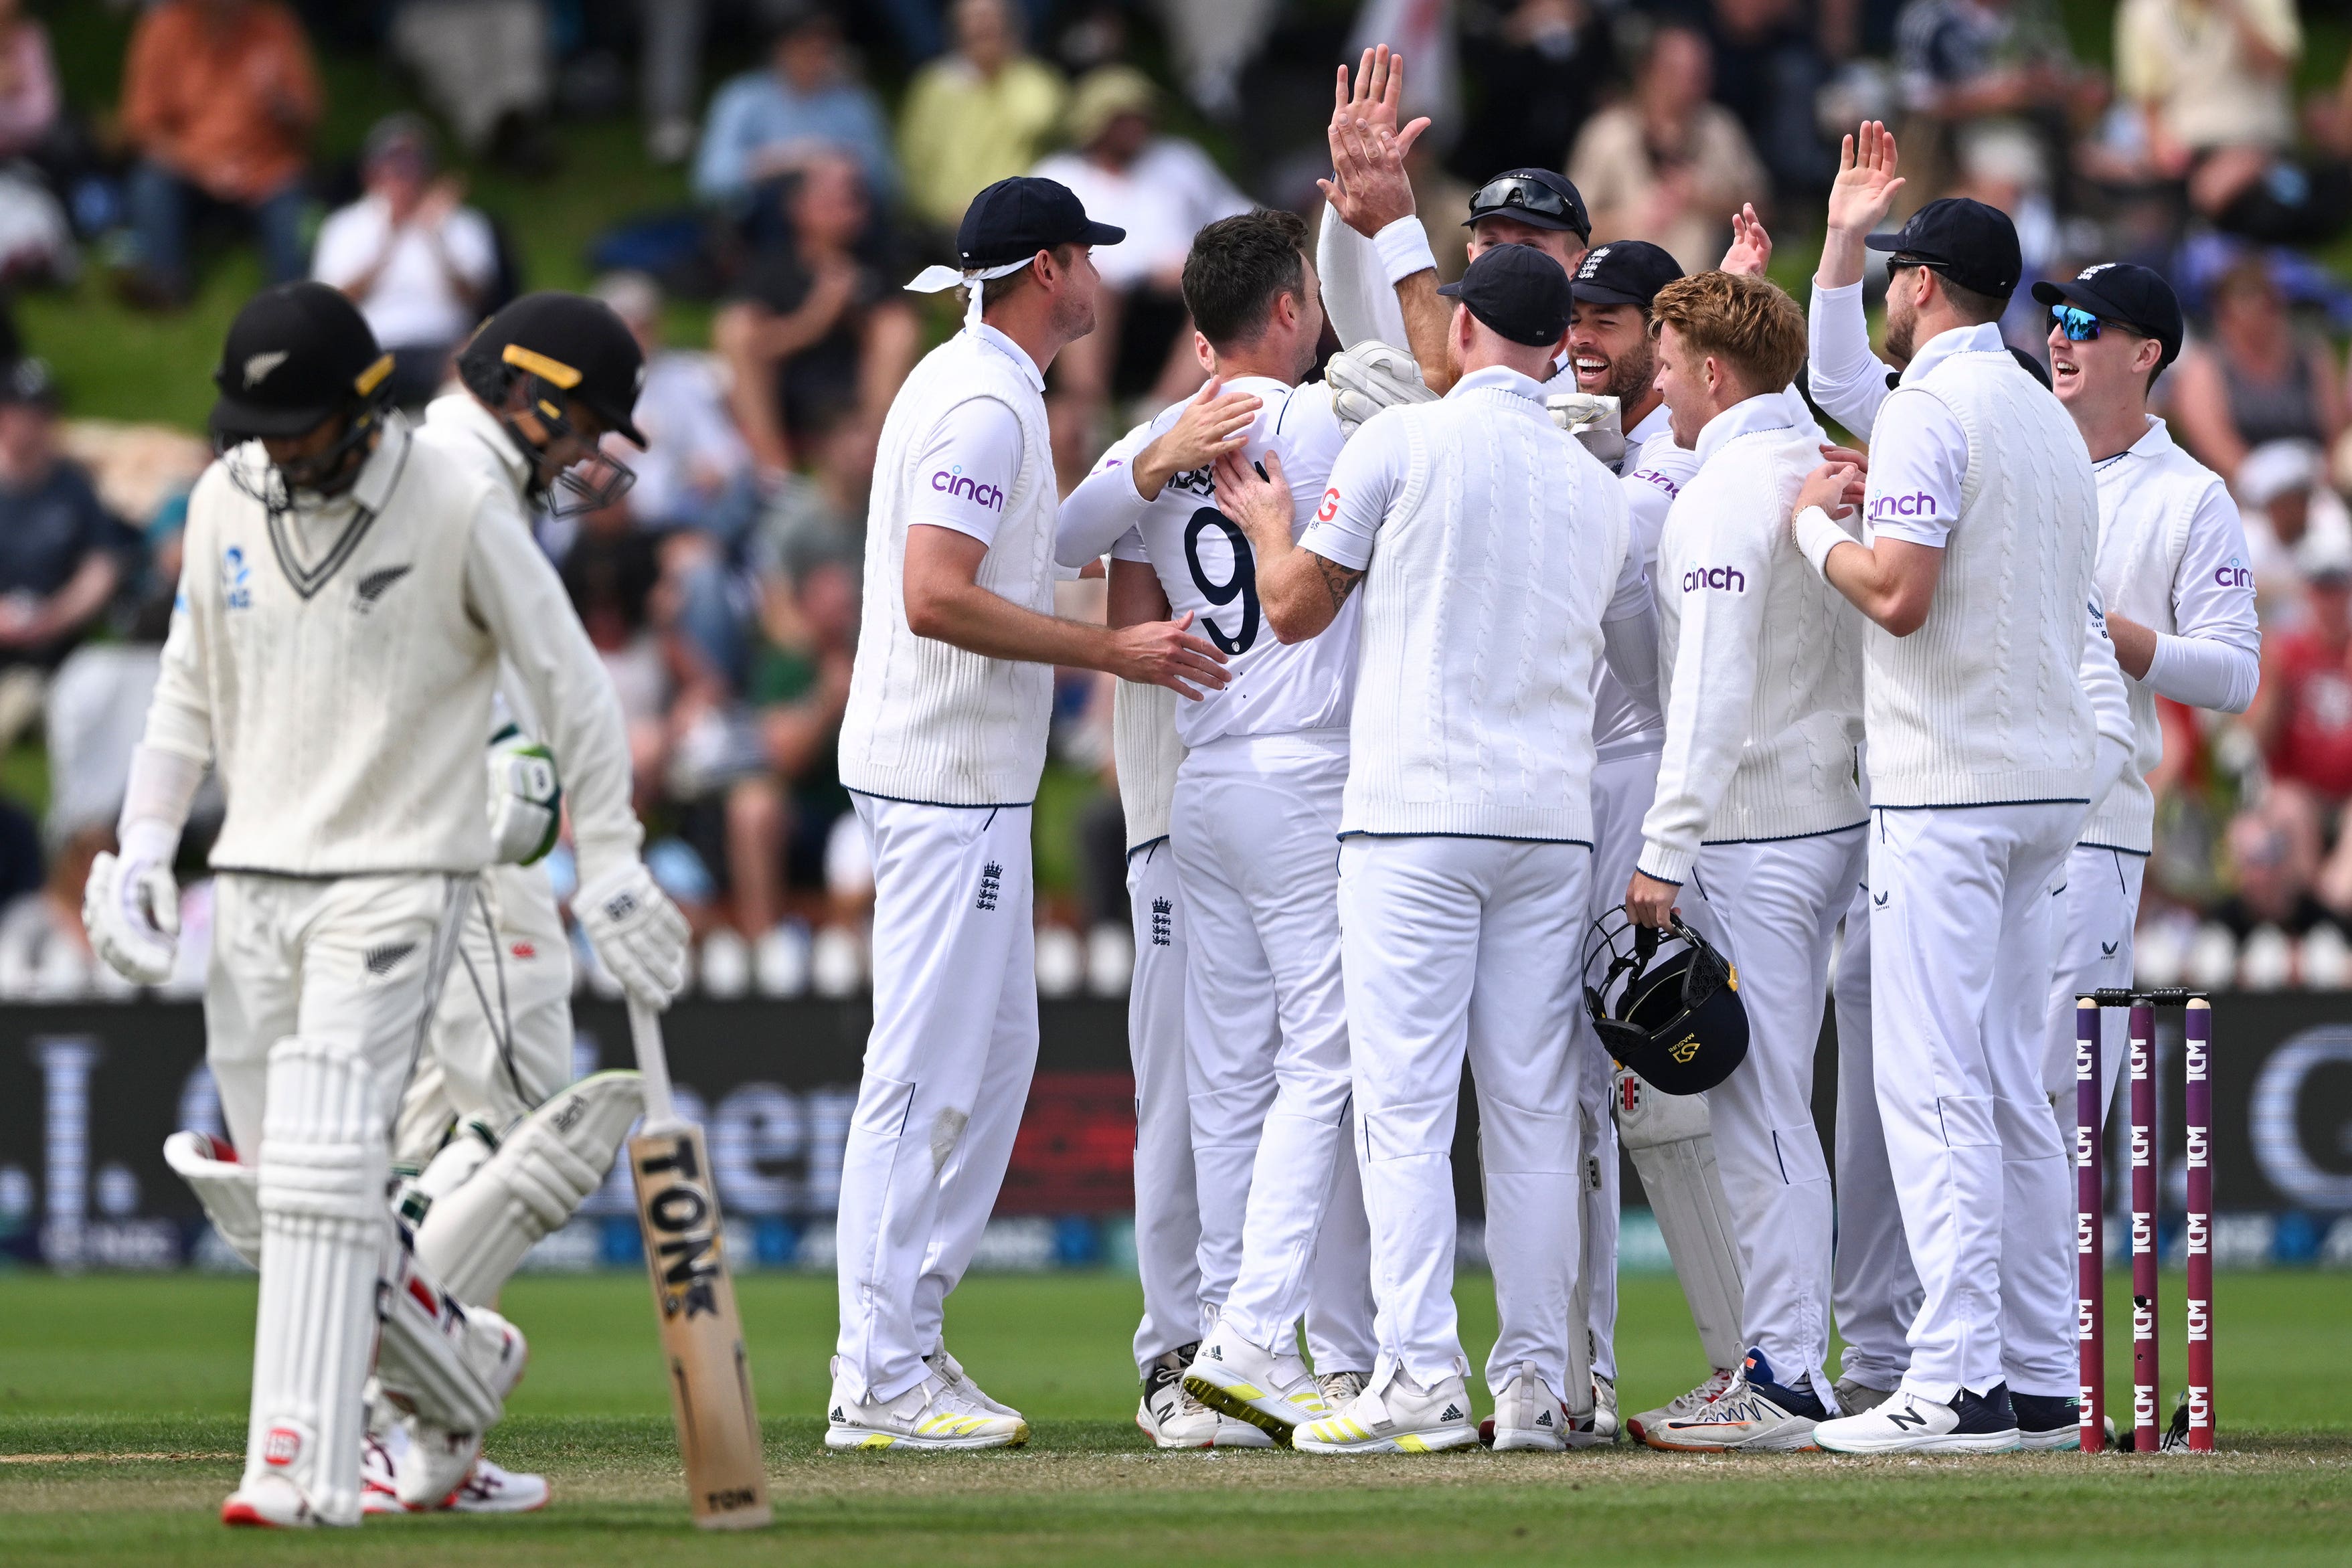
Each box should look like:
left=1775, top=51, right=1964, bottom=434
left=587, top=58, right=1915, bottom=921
left=713, top=152, right=918, bottom=481
left=2235, top=440, right=2352, bottom=628
left=1568, top=23, right=1767, bottom=274
left=2171, top=258, right=2347, bottom=485
left=1707, top=0, right=1836, bottom=203
left=0, top=0, right=60, bottom=164
left=561, top=490, right=677, bottom=810
left=389, top=0, right=555, bottom=172
left=0, top=361, right=127, bottom=752
left=2246, top=531, right=2352, bottom=816
left=898, top=0, right=1066, bottom=236
left=118, top=0, right=321, bottom=307
left=1447, top=0, right=1615, bottom=183
left=1894, top=0, right=2081, bottom=126
left=691, top=5, right=898, bottom=212
left=594, top=270, right=755, bottom=545
left=311, top=115, right=496, bottom=410
left=2213, top=788, right=2333, bottom=939
left=752, top=411, right=872, bottom=590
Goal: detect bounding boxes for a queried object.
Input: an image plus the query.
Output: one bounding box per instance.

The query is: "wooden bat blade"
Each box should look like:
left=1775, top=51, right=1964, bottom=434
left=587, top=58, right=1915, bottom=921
left=630, top=1122, right=772, bottom=1530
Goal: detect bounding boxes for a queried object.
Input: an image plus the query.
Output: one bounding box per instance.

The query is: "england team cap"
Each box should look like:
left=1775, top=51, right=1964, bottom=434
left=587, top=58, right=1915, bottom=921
left=2031, top=262, right=2185, bottom=371
left=1437, top=243, right=1574, bottom=347
left=956, top=177, right=1125, bottom=270
left=1570, top=240, right=1682, bottom=309
left=1866, top=197, right=2022, bottom=302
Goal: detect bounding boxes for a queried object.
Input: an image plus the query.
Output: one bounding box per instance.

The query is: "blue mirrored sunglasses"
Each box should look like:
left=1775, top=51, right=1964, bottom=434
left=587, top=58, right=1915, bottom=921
left=2051, top=304, right=2105, bottom=341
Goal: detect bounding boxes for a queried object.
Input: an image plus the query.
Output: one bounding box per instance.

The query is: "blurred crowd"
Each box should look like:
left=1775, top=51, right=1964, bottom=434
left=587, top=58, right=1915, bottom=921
left=1, top=0, right=2351, bottom=994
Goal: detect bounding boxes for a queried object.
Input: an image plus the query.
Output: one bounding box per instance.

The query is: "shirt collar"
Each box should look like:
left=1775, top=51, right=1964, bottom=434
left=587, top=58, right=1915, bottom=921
left=1898, top=321, right=2007, bottom=387
left=349, top=410, right=412, bottom=514
left=427, top=391, right=533, bottom=493
left=1448, top=363, right=1549, bottom=403
left=2127, top=414, right=2174, bottom=459
left=1693, top=392, right=1798, bottom=466
left=1624, top=400, right=1674, bottom=449
left=972, top=323, right=1047, bottom=391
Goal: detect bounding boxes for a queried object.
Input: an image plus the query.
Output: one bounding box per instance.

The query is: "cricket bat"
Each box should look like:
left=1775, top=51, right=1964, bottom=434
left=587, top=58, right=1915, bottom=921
left=626, top=998, right=772, bottom=1531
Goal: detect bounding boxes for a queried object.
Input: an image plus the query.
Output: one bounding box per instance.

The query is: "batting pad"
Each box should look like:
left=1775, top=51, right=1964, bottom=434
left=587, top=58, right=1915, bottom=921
left=1616, top=1069, right=1747, bottom=1371
left=249, top=1035, right=388, bottom=1526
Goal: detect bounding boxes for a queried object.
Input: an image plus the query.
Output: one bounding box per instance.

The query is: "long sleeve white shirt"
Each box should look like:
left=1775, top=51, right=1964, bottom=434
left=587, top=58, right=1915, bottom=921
left=1806, top=278, right=1897, bottom=440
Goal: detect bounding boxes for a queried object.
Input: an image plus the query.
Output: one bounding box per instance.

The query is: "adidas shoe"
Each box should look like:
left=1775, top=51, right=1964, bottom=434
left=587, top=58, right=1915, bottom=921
left=2011, top=1391, right=2082, bottom=1452
left=1487, top=1362, right=1568, bottom=1453
left=1294, top=1370, right=1481, bottom=1456
left=1813, top=1382, right=2022, bottom=1455
left=1136, top=1344, right=1273, bottom=1450
left=1833, top=1376, right=1895, bottom=1415
left=824, top=1358, right=1029, bottom=1451
left=927, top=1346, right=1023, bottom=1421
left=1625, top=1365, right=1736, bottom=1445
left=1643, top=1348, right=1825, bottom=1452
left=1181, top=1319, right=1329, bottom=1443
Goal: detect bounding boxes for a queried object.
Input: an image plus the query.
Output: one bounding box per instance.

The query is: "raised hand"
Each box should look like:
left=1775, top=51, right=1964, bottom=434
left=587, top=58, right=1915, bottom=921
left=1827, top=120, right=1906, bottom=241
left=1720, top=203, right=1773, bottom=277
left=1321, top=48, right=1431, bottom=237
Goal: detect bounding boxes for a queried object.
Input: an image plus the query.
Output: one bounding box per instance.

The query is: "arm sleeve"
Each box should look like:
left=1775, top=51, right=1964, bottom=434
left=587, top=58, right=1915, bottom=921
left=1857, top=388, right=1968, bottom=546
left=2146, top=481, right=2262, bottom=712
left=1600, top=505, right=1661, bottom=720
left=1637, top=493, right=1774, bottom=885
left=1296, top=418, right=1409, bottom=571
left=463, top=491, right=644, bottom=885
left=2082, top=589, right=2135, bottom=752
left=141, top=543, right=213, bottom=769
left=903, top=397, right=1023, bottom=548
left=1054, top=420, right=1155, bottom=568
left=1315, top=203, right=1414, bottom=351
left=1622, top=440, right=1697, bottom=558
left=1806, top=280, right=1896, bottom=439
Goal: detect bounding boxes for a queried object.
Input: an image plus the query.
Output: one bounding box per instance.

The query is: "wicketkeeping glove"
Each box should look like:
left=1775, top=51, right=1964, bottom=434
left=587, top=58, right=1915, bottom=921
left=84, top=839, right=179, bottom=986
left=574, top=859, right=691, bottom=1009
left=1327, top=341, right=1436, bottom=436
left=486, top=728, right=563, bottom=865
left=1547, top=392, right=1626, bottom=468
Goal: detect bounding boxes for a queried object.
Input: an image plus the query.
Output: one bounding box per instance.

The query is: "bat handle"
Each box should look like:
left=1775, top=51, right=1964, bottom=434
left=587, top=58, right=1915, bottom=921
left=626, top=995, right=681, bottom=1128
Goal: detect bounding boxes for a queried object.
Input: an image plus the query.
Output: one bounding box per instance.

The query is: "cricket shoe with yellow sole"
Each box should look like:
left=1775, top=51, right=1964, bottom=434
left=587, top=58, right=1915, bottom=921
left=1641, top=1349, right=1825, bottom=1452
left=928, top=1345, right=1023, bottom=1421
left=1624, top=1365, right=1737, bottom=1446
left=1137, top=1344, right=1275, bottom=1450
left=1294, top=1371, right=1481, bottom=1456
left=1181, top=1318, right=1330, bottom=1444
left=823, top=1358, right=1029, bottom=1451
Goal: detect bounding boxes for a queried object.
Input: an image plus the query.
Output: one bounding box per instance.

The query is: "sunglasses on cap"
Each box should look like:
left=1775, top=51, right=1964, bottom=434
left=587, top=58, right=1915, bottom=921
left=1468, top=175, right=1588, bottom=236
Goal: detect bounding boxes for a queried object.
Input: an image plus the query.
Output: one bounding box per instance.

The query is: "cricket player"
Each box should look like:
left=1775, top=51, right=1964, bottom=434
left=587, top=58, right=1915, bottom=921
left=84, top=282, right=685, bottom=1526
left=1786, top=195, right=2133, bottom=1454
left=1056, top=209, right=1375, bottom=1443
left=827, top=176, right=1229, bottom=1450
left=1217, top=244, right=1659, bottom=1453
left=1618, top=271, right=1863, bottom=1452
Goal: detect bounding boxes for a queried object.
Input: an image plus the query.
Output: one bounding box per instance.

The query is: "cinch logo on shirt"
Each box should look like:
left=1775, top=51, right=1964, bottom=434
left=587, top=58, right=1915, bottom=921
left=1682, top=563, right=1746, bottom=593
left=930, top=465, right=1005, bottom=511
left=1315, top=486, right=1341, bottom=523
left=2215, top=556, right=2252, bottom=589
left=1634, top=468, right=1681, bottom=499
left=1868, top=491, right=1938, bottom=521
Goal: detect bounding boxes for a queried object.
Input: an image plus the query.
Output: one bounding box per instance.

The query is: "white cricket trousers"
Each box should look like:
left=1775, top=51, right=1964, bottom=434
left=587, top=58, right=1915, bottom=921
left=1339, top=833, right=1588, bottom=1398
left=1126, top=838, right=1203, bottom=1374
left=2039, top=845, right=2147, bottom=1110
left=1829, top=878, right=1922, bottom=1395
left=1869, top=802, right=2079, bottom=1403
left=836, top=796, right=1039, bottom=1404
left=1174, top=730, right=1374, bottom=1371
left=1679, top=827, right=1864, bottom=1393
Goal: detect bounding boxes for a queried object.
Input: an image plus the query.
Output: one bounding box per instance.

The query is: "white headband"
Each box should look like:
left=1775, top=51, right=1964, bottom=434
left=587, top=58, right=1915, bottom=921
left=907, top=257, right=1036, bottom=332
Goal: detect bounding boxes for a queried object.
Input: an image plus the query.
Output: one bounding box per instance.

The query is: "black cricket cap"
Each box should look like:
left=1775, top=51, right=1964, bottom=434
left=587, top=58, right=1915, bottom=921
left=209, top=281, right=392, bottom=442
left=460, top=292, right=649, bottom=448
left=2032, top=262, right=2185, bottom=371
left=956, top=176, right=1124, bottom=270
left=1867, top=197, right=2022, bottom=302
left=1466, top=168, right=1590, bottom=241
left=1570, top=240, right=1682, bottom=309
left=1438, top=243, right=1575, bottom=347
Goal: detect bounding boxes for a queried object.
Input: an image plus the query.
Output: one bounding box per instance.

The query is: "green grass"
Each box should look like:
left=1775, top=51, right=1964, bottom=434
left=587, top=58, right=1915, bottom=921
left=1, top=1270, right=2347, bottom=1565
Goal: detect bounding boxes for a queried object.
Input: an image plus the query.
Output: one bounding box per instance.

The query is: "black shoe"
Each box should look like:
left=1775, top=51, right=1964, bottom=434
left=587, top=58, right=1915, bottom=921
left=1952, top=1381, right=2019, bottom=1435
left=2011, top=1390, right=2080, bottom=1450
left=1143, top=1341, right=1199, bottom=1406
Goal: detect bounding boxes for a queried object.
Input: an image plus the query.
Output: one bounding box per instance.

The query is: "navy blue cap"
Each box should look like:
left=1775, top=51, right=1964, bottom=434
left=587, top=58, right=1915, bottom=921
left=957, top=177, right=1124, bottom=270
left=2032, top=262, right=2185, bottom=370
left=1867, top=197, right=2022, bottom=301
left=1466, top=169, right=1590, bottom=241
left=1438, top=244, right=1575, bottom=347
left=1570, top=240, right=1683, bottom=309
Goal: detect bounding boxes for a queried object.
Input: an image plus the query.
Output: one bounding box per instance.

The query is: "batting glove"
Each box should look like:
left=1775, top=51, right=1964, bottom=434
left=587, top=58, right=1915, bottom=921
left=1547, top=392, right=1626, bottom=468
left=574, top=859, right=690, bottom=1009
left=485, top=729, right=563, bottom=866
left=84, top=831, right=179, bottom=986
left=1327, top=341, right=1436, bottom=436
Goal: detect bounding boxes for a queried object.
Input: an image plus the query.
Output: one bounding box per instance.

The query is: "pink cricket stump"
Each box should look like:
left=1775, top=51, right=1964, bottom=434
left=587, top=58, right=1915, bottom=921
left=2129, top=1001, right=2159, bottom=1454
left=2185, top=998, right=2215, bottom=1452
left=2075, top=997, right=2105, bottom=1452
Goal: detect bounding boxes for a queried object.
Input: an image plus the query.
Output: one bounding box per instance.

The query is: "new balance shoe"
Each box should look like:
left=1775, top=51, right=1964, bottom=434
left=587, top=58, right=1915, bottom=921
left=825, top=1358, right=1029, bottom=1451
left=1135, top=1344, right=1273, bottom=1450
left=1643, top=1348, right=1826, bottom=1452
left=1487, top=1362, right=1568, bottom=1452
left=1624, top=1365, right=1736, bottom=1445
left=1833, top=1377, right=1895, bottom=1415
left=1294, top=1370, right=1481, bottom=1456
left=1181, top=1319, right=1329, bottom=1442
left=1813, top=1382, right=2022, bottom=1455
left=2011, top=1391, right=2082, bottom=1452
left=927, top=1346, right=1023, bottom=1421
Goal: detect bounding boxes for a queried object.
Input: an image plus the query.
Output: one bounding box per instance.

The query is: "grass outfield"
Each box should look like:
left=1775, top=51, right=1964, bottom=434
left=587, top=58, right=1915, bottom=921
left=1, top=1271, right=2347, bottom=1565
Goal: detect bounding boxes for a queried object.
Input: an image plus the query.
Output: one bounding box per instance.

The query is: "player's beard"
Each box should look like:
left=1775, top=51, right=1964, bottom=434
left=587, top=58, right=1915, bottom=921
left=1884, top=289, right=1918, bottom=367
left=1589, top=342, right=1656, bottom=405
left=1052, top=284, right=1097, bottom=344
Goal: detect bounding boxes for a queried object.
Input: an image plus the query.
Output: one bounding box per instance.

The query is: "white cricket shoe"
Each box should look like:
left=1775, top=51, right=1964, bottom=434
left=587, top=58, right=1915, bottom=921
left=1294, top=1370, right=1481, bottom=1456
left=1181, top=1318, right=1330, bottom=1443
left=1488, top=1363, right=1568, bottom=1452
left=1577, top=1373, right=1621, bottom=1448
left=1316, top=1369, right=1368, bottom=1412
left=927, top=1346, right=1023, bottom=1421
left=1136, top=1345, right=1274, bottom=1450
left=825, top=1359, right=1029, bottom=1451
left=1624, top=1365, right=1736, bottom=1446
left=1833, top=1376, right=1895, bottom=1415
left=1813, top=1383, right=2023, bottom=1455
left=363, top=1425, right=549, bottom=1514
left=1641, top=1349, right=1825, bottom=1452
left=222, top=1472, right=323, bottom=1529
left=394, top=1308, right=529, bottom=1510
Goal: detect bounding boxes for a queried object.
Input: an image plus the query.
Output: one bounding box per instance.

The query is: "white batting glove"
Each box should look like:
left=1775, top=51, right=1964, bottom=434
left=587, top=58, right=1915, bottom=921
left=1547, top=392, right=1626, bottom=468
left=84, top=835, right=179, bottom=986
left=486, top=729, right=563, bottom=865
left=574, top=859, right=690, bottom=1009
left=1327, top=341, right=1436, bottom=435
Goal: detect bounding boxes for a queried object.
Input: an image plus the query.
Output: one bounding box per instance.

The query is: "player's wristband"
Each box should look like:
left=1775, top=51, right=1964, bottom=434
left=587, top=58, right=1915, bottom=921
left=1373, top=216, right=1438, bottom=286
left=1794, top=505, right=1851, bottom=579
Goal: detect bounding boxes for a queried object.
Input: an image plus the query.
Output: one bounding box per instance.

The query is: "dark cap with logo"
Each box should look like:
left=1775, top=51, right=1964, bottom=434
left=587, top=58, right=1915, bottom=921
left=1570, top=240, right=1683, bottom=310
left=209, top=281, right=392, bottom=442
left=1866, top=197, right=2022, bottom=301
left=2031, top=262, right=2185, bottom=371
left=1466, top=168, right=1590, bottom=241
left=956, top=176, right=1125, bottom=270
left=459, top=291, right=649, bottom=448
left=1438, top=243, right=1575, bottom=347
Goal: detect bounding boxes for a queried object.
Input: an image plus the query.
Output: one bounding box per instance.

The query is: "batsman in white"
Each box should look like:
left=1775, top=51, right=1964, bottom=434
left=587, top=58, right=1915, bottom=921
left=1057, top=209, right=1376, bottom=1445
left=826, top=176, right=1227, bottom=1450
left=1621, top=271, right=1864, bottom=1453
left=84, top=282, right=688, bottom=1527
left=1790, top=189, right=2134, bottom=1455
left=1219, top=243, right=1659, bottom=1454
